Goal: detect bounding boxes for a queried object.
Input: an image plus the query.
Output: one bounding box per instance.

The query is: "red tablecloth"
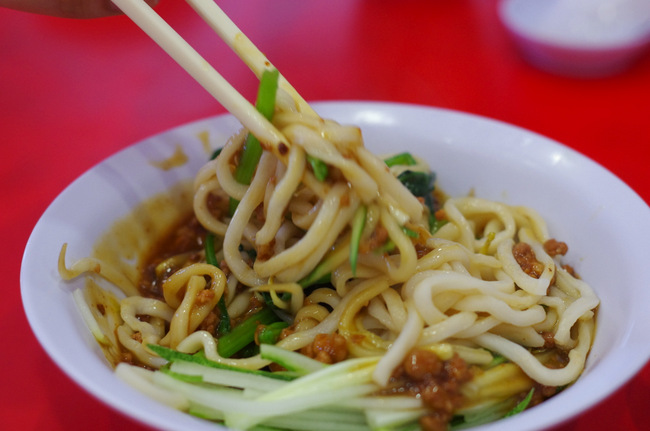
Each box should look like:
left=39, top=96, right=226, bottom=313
left=2, top=1, right=649, bottom=430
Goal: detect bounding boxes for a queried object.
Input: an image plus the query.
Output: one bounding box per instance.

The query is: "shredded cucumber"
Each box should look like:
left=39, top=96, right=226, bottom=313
left=129, top=342, right=426, bottom=430
left=148, top=344, right=292, bottom=380
left=259, top=343, right=326, bottom=375
left=168, top=360, right=287, bottom=392
left=130, top=343, right=532, bottom=431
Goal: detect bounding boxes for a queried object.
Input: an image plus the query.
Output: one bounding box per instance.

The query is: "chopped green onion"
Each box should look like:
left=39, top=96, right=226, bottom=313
left=349, top=205, right=367, bottom=276
left=217, top=307, right=279, bottom=358
left=307, top=155, right=329, bottom=181
left=384, top=152, right=417, bottom=167
left=230, top=68, right=280, bottom=215
left=204, top=233, right=219, bottom=267
left=257, top=321, right=290, bottom=345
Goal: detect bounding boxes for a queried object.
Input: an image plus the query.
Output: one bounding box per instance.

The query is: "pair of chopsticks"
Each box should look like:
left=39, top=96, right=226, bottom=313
left=111, top=0, right=315, bottom=159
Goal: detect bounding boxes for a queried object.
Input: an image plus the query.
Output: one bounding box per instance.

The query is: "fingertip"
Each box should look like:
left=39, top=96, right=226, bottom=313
left=109, top=0, right=160, bottom=14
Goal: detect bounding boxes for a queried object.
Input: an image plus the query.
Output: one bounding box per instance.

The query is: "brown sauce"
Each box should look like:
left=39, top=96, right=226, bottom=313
left=137, top=214, right=207, bottom=299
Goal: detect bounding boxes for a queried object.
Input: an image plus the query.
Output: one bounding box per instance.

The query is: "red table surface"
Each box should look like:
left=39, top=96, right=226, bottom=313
left=2, top=1, right=649, bottom=430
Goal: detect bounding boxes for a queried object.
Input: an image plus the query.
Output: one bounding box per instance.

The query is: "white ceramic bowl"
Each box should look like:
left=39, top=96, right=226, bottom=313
left=499, top=0, right=650, bottom=77
left=22, top=101, right=650, bottom=431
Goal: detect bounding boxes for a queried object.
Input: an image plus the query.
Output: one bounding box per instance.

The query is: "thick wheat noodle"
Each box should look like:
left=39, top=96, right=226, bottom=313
left=274, top=202, right=358, bottom=282
left=455, top=316, right=503, bottom=338
left=452, top=198, right=518, bottom=252
left=161, top=263, right=226, bottom=308
left=222, top=152, right=276, bottom=286
left=272, top=221, right=301, bottom=254
left=366, top=290, right=407, bottom=333
left=417, top=311, right=478, bottom=346
left=356, top=146, right=423, bottom=223
left=116, top=325, right=167, bottom=368
left=552, top=269, right=600, bottom=348
left=491, top=324, right=546, bottom=348
left=281, top=124, right=379, bottom=200
left=497, top=237, right=554, bottom=296
left=377, top=207, right=418, bottom=283
left=58, top=244, right=139, bottom=297
left=372, top=303, right=424, bottom=386
left=214, top=129, right=249, bottom=200
left=453, top=295, right=546, bottom=326
left=163, top=275, right=208, bottom=348
left=256, top=146, right=306, bottom=245
left=120, top=297, right=173, bottom=344
left=158, top=264, right=226, bottom=348
left=289, top=195, right=322, bottom=229
left=338, top=278, right=392, bottom=354
left=193, top=178, right=229, bottom=236
left=254, top=184, right=356, bottom=280
left=472, top=319, right=595, bottom=387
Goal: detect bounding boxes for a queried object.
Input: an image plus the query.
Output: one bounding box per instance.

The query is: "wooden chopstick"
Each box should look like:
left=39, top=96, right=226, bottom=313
left=185, top=0, right=317, bottom=117
left=110, top=0, right=290, bottom=159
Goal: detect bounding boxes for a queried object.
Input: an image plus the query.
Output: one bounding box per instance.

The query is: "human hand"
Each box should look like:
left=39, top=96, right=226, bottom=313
left=0, top=0, right=159, bottom=19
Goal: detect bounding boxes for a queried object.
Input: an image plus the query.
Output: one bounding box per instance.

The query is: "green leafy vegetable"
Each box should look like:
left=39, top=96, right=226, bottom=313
left=397, top=170, right=434, bottom=200
left=384, top=152, right=417, bottom=167
left=394, top=168, right=443, bottom=233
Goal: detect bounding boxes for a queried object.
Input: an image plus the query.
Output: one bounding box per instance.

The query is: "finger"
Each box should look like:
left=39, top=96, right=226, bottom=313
left=1, top=0, right=160, bottom=19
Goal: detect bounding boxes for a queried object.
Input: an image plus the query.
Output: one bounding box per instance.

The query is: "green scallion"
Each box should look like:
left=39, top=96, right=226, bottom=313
left=229, top=68, right=280, bottom=215
left=216, top=307, right=279, bottom=358
left=349, top=205, right=367, bottom=276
